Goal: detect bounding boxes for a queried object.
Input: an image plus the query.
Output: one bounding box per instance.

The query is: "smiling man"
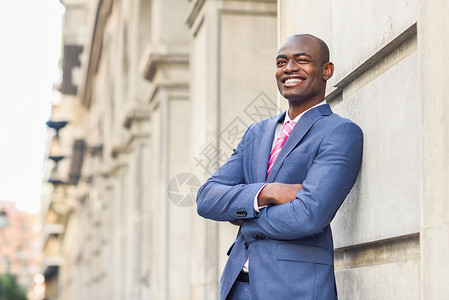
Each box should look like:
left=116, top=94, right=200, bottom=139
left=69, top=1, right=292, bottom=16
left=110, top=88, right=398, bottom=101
left=197, top=34, right=363, bottom=300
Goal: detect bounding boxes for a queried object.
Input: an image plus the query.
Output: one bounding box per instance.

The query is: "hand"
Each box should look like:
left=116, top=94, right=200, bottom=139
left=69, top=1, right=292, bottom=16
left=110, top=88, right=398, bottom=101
left=258, top=183, right=303, bottom=206
left=229, top=220, right=244, bottom=226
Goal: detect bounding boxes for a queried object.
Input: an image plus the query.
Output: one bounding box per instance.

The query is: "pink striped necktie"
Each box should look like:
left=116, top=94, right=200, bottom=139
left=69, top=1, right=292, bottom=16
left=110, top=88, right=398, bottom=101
left=267, top=121, right=296, bottom=178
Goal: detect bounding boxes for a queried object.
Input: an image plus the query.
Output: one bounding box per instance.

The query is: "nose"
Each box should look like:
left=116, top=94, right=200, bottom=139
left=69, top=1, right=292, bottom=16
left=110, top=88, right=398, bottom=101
left=284, top=59, right=299, bottom=73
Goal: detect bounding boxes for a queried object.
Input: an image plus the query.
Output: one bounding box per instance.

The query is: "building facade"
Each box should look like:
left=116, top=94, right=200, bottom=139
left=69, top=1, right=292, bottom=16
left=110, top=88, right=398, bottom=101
left=41, top=0, right=449, bottom=299
left=0, top=201, right=41, bottom=293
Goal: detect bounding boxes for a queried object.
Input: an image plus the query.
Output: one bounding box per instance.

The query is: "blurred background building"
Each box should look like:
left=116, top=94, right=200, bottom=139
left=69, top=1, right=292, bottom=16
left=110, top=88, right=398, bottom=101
left=0, top=201, right=41, bottom=296
left=40, top=0, right=449, bottom=299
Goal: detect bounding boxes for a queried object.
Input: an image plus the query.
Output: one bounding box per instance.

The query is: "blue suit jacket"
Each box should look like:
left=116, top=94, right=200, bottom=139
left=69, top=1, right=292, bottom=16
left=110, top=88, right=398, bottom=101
left=197, top=104, right=363, bottom=300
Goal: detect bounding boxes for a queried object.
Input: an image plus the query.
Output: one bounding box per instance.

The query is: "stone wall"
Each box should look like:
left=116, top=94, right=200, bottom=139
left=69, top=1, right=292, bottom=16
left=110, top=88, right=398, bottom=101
left=279, top=0, right=449, bottom=299
left=48, top=0, right=449, bottom=299
left=186, top=1, right=277, bottom=298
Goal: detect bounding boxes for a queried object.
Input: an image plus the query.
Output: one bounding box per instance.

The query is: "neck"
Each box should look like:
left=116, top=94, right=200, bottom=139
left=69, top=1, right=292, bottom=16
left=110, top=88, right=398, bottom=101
left=288, top=99, right=323, bottom=119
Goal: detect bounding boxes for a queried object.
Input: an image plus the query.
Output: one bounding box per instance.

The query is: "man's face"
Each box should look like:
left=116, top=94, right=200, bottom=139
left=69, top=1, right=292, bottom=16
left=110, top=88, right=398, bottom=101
left=275, top=36, right=330, bottom=104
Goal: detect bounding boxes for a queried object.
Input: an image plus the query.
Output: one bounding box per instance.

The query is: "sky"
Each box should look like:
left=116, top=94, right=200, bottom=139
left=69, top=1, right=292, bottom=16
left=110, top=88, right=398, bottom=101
left=0, top=1, right=64, bottom=213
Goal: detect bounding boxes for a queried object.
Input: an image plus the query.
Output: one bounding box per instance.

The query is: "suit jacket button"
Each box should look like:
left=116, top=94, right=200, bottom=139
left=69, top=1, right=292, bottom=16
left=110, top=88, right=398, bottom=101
left=260, top=235, right=265, bottom=240
left=253, top=235, right=258, bottom=240
left=244, top=242, right=249, bottom=249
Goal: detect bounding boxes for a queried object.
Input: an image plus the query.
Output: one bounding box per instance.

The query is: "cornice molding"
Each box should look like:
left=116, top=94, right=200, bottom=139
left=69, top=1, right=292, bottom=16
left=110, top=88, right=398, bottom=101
left=122, top=105, right=150, bottom=129
left=142, top=51, right=189, bottom=82
left=80, top=0, right=113, bottom=108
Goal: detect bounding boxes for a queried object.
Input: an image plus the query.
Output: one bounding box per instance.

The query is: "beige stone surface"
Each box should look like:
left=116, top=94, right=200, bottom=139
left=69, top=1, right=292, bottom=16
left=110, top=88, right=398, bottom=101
left=188, top=3, right=277, bottom=299
left=336, top=259, right=419, bottom=300
left=418, top=0, right=449, bottom=297
left=278, top=0, right=419, bottom=100
left=277, top=1, right=444, bottom=299
left=332, top=50, right=420, bottom=248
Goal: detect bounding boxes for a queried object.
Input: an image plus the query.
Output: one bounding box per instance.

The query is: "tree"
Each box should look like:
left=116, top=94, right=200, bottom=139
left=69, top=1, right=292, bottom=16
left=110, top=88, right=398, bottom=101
left=0, top=273, right=26, bottom=300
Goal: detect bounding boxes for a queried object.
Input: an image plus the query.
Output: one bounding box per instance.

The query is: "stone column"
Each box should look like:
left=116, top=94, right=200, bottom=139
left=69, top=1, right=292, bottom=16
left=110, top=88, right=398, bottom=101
left=186, top=1, right=277, bottom=299
left=418, top=0, right=449, bottom=298
left=141, top=0, right=190, bottom=299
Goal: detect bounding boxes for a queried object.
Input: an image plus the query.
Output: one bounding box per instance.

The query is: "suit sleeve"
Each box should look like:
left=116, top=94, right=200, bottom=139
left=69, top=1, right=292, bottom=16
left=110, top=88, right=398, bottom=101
left=196, top=124, right=266, bottom=222
left=241, top=121, right=363, bottom=241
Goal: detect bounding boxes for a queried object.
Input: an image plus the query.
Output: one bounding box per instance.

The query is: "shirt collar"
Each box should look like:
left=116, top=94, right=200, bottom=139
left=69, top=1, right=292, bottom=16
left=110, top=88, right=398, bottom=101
left=283, top=100, right=327, bottom=125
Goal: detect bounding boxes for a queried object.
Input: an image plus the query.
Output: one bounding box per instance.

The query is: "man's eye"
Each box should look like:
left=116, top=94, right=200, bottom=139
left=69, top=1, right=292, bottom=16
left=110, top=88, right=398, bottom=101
left=276, top=61, right=285, bottom=66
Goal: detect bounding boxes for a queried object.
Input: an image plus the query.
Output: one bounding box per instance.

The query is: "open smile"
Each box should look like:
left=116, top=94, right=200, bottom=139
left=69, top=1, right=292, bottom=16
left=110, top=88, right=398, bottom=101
left=282, top=76, right=306, bottom=87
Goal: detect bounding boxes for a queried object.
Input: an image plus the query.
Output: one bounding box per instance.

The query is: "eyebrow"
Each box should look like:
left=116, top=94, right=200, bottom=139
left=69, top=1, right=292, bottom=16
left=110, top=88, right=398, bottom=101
left=276, top=52, right=312, bottom=60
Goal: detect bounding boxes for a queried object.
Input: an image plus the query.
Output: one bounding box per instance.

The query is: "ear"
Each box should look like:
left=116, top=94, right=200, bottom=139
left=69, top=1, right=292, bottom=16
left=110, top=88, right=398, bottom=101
left=322, top=62, right=334, bottom=81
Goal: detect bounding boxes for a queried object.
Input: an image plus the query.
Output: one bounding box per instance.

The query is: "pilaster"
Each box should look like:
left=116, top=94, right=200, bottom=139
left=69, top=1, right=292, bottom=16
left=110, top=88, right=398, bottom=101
left=186, top=1, right=277, bottom=299
left=418, top=0, right=449, bottom=298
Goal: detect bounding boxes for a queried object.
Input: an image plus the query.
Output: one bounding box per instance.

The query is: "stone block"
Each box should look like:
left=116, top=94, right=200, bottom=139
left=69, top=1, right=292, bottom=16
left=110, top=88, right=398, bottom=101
left=336, top=260, right=419, bottom=300
left=329, top=0, right=418, bottom=88
left=332, top=51, right=420, bottom=248
left=278, top=0, right=419, bottom=97
left=421, top=223, right=449, bottom=297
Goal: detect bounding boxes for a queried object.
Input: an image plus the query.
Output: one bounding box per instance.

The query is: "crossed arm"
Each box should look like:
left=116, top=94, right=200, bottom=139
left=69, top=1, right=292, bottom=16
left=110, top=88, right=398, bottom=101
left=229, top=183, right=302, bottom=226
left=196, top=122, right=363, bottom=240
left=258, top=182, right=303, bottom=206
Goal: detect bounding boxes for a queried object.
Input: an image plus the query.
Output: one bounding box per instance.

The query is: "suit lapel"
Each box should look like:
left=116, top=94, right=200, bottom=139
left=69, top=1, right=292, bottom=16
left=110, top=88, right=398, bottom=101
left=254, top=112, right=286, bottom=183
left=266, top=104, right=332, bottom=182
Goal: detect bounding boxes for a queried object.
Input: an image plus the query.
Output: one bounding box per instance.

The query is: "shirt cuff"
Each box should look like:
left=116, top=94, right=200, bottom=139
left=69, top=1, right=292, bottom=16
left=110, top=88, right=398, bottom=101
left=253, top=183, right=268, bottom=213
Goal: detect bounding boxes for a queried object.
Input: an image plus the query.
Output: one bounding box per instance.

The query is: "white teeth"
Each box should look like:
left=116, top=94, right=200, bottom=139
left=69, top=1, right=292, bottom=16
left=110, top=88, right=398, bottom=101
left=285, top=78, right=303, bottom=84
